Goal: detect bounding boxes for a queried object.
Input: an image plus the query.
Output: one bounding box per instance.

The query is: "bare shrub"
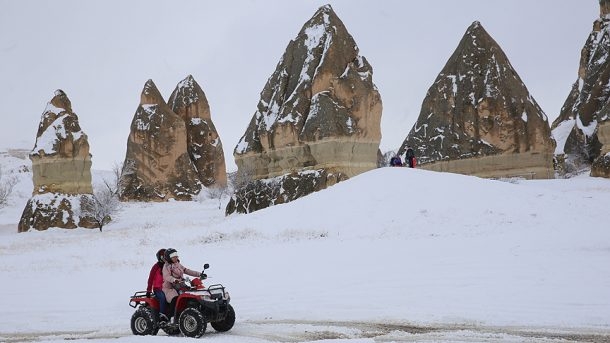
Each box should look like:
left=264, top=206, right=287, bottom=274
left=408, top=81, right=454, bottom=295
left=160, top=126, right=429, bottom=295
left=228, top=164, right=256, bottom=191
left=81, top=187, right=120, bottom=232
left=202, top=185, right=229, bottom=209
left=0, top=166, right=18, bottom=208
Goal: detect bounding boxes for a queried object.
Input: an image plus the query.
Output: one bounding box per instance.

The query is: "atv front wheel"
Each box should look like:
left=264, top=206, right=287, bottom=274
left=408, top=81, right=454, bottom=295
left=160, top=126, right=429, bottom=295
left=179, top=307, right=207, bottom=338
left=211, top=304, right=235, bottom=332
left=131, top=307, right=158, bottom=335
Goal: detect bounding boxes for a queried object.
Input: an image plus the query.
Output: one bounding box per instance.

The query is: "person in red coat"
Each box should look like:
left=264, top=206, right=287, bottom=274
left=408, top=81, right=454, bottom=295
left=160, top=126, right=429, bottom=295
left=147, top=248, right=168, bottom=322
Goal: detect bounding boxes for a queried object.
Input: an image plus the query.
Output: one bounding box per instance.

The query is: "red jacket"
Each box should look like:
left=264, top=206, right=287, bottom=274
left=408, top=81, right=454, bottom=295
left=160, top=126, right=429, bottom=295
left=147, top=262, right=164, bottom=292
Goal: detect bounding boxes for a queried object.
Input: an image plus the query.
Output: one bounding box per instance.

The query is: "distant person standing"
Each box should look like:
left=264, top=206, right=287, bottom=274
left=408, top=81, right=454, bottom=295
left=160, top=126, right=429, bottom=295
left=405, top=146, right=416, bottom=168
left=389, top=154, right=403, bottom=167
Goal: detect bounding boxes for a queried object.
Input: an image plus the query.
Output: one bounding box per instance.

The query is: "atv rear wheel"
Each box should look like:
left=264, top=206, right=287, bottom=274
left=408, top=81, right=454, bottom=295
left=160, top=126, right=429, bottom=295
left=131, top=307, right=158, bottom=336
left=179, top=307, right=207, bottom=338
left=211, top=304, right=235, bottom=332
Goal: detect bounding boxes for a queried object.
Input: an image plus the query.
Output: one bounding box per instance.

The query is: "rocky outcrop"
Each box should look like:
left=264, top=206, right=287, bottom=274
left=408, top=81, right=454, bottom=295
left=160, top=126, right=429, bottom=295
left=228, top=5, right=381, bottom=214
left=233, top=4, right=382, bottom=181
left=226, top=169, right=347, bottom=215
left=168, top=75, right=227, bottom=188
left=551, top=2, right=610, bottom=176
left=399, top=21, right=555, bottom=179
left=119, top=80, right=201, bottom=201
left=19, top=193, right=94, bottom=232
left=18, top=90, right=95, bottom=232
left=591, top=121, right=610, bottom=177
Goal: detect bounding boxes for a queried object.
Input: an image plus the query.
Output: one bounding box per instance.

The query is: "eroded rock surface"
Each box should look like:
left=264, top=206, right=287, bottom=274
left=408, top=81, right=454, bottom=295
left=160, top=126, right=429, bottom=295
left=234, top=4, right=382, bottom=180
left=120, top=80, right=201, bottom=201
left=399, top=21, right=555, bottom=179
left=168, top=75, right=227, bottom=188
left=19, top=90, right=95, bottom=232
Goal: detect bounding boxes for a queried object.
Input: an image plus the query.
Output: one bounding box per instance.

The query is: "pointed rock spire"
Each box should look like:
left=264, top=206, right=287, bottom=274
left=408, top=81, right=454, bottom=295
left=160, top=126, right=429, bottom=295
left=31, top=89, right=92, bottom=167
left=168, top=75, right=227, bottom=188
left=234, top=4, right=381, bottom=181
left=19, top=90, right=94, bottom=232
left=399, top=21, right=555, bottom=179
left=140, top=79, right=166, bottom=106
left=119, top=79, right=201, bottom=201
left=228, top=4, right=381, bottom=214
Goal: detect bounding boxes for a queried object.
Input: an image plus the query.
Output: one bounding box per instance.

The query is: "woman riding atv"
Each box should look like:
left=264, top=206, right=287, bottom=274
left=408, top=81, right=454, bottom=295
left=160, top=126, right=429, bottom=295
left=162, top=248, right=201, bottom=318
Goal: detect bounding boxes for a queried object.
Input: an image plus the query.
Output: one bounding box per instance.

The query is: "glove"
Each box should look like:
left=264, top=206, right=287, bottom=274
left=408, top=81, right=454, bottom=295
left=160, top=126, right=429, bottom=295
left=200, top=272, right=207, bottom=280
left=146, top=292, right=152, bottom=297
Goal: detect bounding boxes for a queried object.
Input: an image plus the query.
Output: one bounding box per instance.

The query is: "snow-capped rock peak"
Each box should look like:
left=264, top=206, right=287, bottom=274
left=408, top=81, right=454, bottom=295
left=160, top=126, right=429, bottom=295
left=232, top=2, right=381, bottom=200
left=140, top=79, right=165, bottom=106
left=399, top=21, right=555, bottom=179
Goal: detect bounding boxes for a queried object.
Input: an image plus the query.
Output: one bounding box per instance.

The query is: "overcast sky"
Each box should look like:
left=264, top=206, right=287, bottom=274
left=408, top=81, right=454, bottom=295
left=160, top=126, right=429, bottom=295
left=0, top=0, right=598, bottom=171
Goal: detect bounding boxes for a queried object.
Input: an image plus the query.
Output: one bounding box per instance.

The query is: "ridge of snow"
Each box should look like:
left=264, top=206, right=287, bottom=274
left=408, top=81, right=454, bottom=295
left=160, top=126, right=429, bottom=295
left=551, top=118, right=576, bottom=155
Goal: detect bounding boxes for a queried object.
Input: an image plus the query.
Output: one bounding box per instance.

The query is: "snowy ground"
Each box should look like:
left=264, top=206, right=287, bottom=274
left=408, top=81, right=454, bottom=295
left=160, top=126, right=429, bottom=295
left=1, top=150, right=609, bottom=342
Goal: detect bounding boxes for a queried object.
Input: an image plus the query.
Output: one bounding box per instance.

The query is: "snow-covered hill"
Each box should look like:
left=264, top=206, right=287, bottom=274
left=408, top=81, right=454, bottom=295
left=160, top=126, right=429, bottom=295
left=0, top=150, right=609, bottom=342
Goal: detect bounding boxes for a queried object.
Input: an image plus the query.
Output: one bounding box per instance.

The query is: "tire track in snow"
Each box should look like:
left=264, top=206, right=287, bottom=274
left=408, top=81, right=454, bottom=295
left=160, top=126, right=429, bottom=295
left=2, top=321, right=609, bottom=342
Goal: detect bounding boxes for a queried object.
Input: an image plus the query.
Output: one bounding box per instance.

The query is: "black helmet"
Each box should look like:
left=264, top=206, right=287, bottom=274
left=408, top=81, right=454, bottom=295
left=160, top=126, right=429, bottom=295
left=156, top=248, right=166, bottom=263
left=164, top=248, right=178, bottom=263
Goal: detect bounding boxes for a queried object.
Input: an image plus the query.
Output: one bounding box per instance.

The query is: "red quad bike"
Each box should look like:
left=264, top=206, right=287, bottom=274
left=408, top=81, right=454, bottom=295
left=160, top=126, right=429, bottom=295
left=128, top=263, right=235, bottom=338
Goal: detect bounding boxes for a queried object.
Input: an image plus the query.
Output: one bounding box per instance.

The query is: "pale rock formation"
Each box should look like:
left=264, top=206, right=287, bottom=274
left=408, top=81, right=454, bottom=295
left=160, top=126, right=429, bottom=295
left=552, top=1, right=610, bottom=178
left=29, top=90, right=92, bottom=194
left=119, top=80, right=201, bottom=201
left=399, top=21, right=555, bottom=179
left=168, top=75, right=227, bottom=188
left=18, top=90, right=95, bottom=232
left=233, top=4, right=382, bottom=180
left=228, top=5, right=381, bottom=214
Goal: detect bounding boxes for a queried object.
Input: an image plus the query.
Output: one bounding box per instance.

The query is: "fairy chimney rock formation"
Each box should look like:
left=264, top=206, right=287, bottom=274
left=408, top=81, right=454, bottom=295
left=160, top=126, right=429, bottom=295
left=119, top=80, right=201, bottom=201
left=18, top=90, right=94, bottom=232
left=399, top=21, right=555, bottom=179
left=168, top=75, right=227, bottom=188
left=29, top=90, right=93, bottom=194
left=553, top=2, right=610, bottom=178
left=233, top=4, right=382, bottom=180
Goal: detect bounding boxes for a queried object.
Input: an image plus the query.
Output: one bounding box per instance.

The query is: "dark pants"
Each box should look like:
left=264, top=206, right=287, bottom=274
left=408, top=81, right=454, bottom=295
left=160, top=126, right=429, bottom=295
left=168, top=297, right=178, bottom=318
left=154, top=289, right=167, bottom=316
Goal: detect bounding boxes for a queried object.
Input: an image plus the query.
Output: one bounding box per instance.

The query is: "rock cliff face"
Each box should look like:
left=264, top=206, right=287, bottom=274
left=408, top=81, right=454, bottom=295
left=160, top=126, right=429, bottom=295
left=119, top=80, right=201, bottom=201
left=18, top=90, right=95, bottom=232
left=168, top=75, right=227, bottom=188
left=234, top=4, right=382, bottom=180
left=399, top=21, right=555, bottom=179
left=552, top=1, right=610, bottom=178
left=228, top=4, right=382, bottom=214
